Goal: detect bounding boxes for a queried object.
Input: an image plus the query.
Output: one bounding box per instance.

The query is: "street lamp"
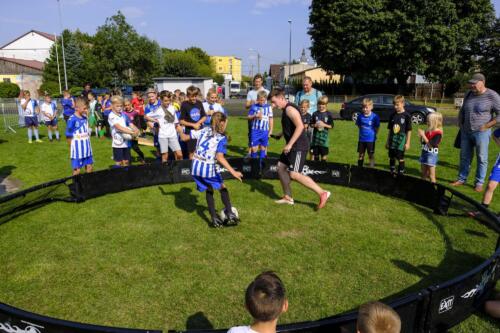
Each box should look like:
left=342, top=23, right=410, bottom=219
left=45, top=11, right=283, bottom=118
left=288, top=19, right=292, bottom=96
left=57, top=0, right=68, bottom=90
left=249, top=48, right=261, bottom=75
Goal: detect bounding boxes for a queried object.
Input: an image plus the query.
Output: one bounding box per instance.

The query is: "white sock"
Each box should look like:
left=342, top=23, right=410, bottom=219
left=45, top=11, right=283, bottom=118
left=48, top=130, right=53, bottom=140
left=95, top=128, right=98, bottom=137
left=27, top=128, right=32, bottom=140
left=34, top=128, right=40, bottom=140
left=55, top=131, right=60, bottom=140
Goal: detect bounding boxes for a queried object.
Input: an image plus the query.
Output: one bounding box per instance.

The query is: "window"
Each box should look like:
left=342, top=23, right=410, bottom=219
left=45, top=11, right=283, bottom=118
left=3, top=78, right=11, bottom=83
left=382, top=96, right=394, bottom=105
left=219, top=59, right=222, bottom=62
left=218, top=67, right=222, bottom=70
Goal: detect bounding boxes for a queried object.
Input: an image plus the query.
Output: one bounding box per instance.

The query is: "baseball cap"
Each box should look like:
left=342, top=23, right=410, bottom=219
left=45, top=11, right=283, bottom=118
left=468, top=73, right=485, bottom=84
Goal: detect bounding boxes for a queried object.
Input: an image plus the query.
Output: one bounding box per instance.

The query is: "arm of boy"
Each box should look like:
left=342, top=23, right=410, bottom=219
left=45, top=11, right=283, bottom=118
left=216, top=153, right=243, bottom=181
left=269, top=117, right=274, bottom=137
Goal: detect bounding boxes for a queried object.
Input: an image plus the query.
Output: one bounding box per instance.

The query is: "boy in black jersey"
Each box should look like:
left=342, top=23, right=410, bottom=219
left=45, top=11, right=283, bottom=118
left=386, top=95, right=412, bottom=176
left=180, top=86, right=207, bottom=160
left=299, top=100, right=313, bottom=159
left=269, top=88, right=331, bottom=210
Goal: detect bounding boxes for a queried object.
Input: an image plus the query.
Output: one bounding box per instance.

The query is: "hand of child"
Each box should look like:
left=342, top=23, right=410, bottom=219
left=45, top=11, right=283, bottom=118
left=232, top=171, right=243, bottom=182
left=417, top=128, right=425, bottom=137
left=404, top=143, right=410, bottom=151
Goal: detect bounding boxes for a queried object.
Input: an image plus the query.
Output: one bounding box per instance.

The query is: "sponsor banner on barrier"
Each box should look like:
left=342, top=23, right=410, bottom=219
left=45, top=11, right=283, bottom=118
left=426, top=257, right=498, bottom=332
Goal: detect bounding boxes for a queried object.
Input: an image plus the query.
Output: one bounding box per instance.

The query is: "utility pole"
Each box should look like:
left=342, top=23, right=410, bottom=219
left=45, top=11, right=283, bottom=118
left=57, top=0, right=68, bottom=90
left=54, top=33, right=62, bottom=94
left=257, top=52, right=261, bottom=75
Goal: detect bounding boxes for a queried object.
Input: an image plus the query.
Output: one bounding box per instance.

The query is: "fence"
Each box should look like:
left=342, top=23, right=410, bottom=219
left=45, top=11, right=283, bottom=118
left=0, top=98, right=65, bottom=133
left=0, top=159, right=498, bottom=333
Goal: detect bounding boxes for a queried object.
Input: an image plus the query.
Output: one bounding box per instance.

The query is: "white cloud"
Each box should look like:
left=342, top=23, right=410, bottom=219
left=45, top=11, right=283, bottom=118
left=120, top=6, right=144, bottom=18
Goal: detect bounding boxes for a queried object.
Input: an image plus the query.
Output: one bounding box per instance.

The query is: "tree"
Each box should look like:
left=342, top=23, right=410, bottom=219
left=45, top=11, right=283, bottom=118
left=0, top=82, right=20, bottom=98
left=308, top=0, right=496, bottom=92
left=477, top=18, right=500, bottom=92
left=162, top=50, right=201, bottom=77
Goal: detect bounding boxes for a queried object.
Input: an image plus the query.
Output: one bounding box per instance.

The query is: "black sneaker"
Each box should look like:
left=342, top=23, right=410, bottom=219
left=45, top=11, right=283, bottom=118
left=225, top=212, right=240, bottom=226
left=211, top=215, right=224, bottom=228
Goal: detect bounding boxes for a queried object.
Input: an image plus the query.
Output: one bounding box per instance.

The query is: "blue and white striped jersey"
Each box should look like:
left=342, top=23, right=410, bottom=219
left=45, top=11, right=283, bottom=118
left=190, top=127, right=227, bottom=178
left=249, top=103, right=273, bottom=131
left=66, top=114, right=92, bottom=159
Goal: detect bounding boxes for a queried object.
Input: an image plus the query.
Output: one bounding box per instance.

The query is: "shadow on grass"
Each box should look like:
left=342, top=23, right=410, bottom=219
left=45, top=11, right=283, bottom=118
left=227, top=144, right=247, bottom=157
left=158, top=186, right=210, bottom=226
left=0, top=139, right=7, bottom=144
left=0, top=165, right=16, bottom=196
left=388, top=204, right=489, bottom=300
left=185, top=311, right=214, bottom=330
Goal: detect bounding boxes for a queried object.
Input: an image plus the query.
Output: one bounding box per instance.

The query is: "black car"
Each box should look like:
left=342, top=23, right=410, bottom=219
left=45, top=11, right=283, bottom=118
left=339, top=94, right=437, bottom=124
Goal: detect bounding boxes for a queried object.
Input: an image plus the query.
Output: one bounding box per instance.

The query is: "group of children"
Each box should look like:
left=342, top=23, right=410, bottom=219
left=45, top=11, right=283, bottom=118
left=228, top=271, right=401, bottom=333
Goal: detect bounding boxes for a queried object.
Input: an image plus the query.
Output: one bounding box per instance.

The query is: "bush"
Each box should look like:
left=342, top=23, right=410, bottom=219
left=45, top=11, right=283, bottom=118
left=39, top=81, right=61, bottom=98
left=0, top=82, right=21, bottom=98
left=69, top=86, right=83, bottom=97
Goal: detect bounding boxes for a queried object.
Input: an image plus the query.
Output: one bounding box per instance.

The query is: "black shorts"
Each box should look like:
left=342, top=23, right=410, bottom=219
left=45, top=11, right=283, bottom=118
left=187, top=139, right=197, bottom=153
left=113, top=147, right=131, bottom=162
left=279, top=150, right=307, bottom=173
left=389, top=149, right=405, bottom=160
left=358, top=141, right=375, bottom=154
left=312, top=146, right=329, bottom=157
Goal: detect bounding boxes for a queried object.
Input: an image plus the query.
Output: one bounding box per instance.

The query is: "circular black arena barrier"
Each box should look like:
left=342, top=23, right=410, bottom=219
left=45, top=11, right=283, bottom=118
left=0, top=158, right=499, bottom=333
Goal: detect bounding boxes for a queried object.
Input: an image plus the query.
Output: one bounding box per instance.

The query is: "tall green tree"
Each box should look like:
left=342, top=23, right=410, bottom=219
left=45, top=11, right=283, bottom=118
left=309, top=0, right=496, bottom=92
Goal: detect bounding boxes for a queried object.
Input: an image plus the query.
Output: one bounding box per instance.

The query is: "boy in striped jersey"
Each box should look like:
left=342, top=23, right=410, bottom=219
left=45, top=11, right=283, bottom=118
left=178, top=113, right=243, bottom=228
left=66, top=98, right=93, bottom=175
left=248, top=90, right=273, bottom=159
left=20, top=90, right=42, bottom=143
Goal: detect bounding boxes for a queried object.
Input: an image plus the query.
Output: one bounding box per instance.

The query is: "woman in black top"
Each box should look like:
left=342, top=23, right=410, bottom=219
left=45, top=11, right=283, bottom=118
left=269, top=88, right=331, bottom=210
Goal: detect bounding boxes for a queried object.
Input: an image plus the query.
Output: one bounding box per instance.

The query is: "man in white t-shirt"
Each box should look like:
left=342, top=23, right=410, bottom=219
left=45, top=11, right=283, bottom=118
left=40, top=93, right=60, bottom=142
left=108, top=95, right=139, bottom=167
left=20, top=90, right=42, bottom=143
left=245, top=74, right=270, bottom=154
left=145, top=91, right=182, bottom=162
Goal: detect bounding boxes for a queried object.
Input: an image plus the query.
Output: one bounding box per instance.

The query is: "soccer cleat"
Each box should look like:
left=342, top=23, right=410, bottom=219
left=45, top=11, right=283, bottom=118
left=35, top=139, right=42, bottom=143
left=211, top=215, right=224, bottom=228
left=224, top=212, right=240, bottom=226
left=275, top=197, right=294, bottom=205
left=28, top=140, right=32, bottom=144
left=317, top=191, right=331, bottom=210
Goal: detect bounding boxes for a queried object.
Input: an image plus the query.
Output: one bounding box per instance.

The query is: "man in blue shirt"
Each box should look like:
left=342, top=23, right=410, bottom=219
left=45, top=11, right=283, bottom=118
left=356, top=98, right=380, bottom=167
left=295, top=76, right=322, bottom=116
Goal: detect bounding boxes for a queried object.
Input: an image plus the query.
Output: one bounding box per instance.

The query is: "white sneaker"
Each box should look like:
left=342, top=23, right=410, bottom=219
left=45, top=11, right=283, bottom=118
left=275, top=197, right=294, bottom=205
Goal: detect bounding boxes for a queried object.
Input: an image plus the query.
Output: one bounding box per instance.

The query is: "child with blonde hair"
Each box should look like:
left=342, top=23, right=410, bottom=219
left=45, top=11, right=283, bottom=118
left=357, top=301, right=401, bottom=333
left=418, top=112, right=443, bottom=183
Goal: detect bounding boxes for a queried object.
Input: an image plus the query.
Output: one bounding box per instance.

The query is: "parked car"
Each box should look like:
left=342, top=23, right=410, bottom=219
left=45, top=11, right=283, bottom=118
left=339, top=94, right=437, bottom=124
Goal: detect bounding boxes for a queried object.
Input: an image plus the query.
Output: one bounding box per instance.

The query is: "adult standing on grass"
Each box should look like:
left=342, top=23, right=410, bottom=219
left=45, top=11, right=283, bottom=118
left=295, top=76, right=323, bottom=158
left=451, top=73, right=500, bottom=192
left=269, top=88, right=330, bottom=210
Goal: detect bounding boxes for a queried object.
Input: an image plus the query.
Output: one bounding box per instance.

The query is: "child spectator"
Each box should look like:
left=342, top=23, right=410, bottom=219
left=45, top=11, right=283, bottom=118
left=131, top=91, right=145, bottom=133
left=146, top=91, right=182, bottom=162
left=101, top=92, right=112, bottom=137
left=20, top=90, right=42, bottom=143
left=180, top=85, right=207, bottom=160
left=248, top=90, right=273, bottom=159
left=357, top=301, right=401, bottom=333
left=299, top=100, right=312, bottom=158
left=469, top=128, right=500, bottom=217
left=40, top=92, right=60, bottom=142
left=108, top=95, right=139, bottom=167
left=202, top=88, right=226, bottom=128
left=386, top=95, right=412, bottom=176
left=418, top=112, right=443, bottom=183
left=356, top=98, right=380, bottom=167
left=144, top=89, right=162, bottom=156
left=65, top=98, right=93, bottom=175
left=178, top=113, right=242, bottom=227
left=311, top=95, right=334, bottom=161
left=88, top=92, right=103, bottom=138
left=61, top=90, right=75, bottom=123
left=123, top=98, right=146, bottom=164
left=228, top=271, right=288, bottom=333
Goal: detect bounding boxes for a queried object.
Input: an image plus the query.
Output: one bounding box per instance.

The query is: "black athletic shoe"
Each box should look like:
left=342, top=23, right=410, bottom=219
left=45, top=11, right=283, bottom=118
left=225, top=212, right=240, bottom=226
left=211, top=215, right=224, bottom=228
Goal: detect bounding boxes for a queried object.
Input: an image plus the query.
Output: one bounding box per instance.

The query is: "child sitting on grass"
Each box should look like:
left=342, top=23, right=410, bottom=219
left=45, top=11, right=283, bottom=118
left=418, top=112, right=443, bottom=184
left=311, top=95, right=334, bottom=161
left=228, top=271, right=288, bottom=333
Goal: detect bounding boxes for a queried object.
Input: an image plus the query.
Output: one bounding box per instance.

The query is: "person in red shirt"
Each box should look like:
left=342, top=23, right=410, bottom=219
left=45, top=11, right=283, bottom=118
left=123, top=98, right=146, bottom=164
left=131, top=91, right=145, bottom=135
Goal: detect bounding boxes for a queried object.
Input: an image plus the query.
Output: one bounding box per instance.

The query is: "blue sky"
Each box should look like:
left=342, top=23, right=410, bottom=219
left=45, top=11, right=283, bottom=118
left=0, top=0, right=498, bottom=78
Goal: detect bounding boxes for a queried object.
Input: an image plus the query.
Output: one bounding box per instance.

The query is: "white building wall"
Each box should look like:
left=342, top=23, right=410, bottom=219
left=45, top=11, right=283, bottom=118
left=0, top=32, right=54, bottom=62
left=154, top=79, right=215, bottom=97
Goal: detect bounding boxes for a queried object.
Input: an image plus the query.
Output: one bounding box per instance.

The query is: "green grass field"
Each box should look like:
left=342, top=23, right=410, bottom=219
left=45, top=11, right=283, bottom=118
left=0, top=117, right=499, bottom=332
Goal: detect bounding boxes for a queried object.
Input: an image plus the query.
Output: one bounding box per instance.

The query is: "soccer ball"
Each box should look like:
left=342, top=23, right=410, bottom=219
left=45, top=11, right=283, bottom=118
left=121, top=127, right=134, bottom=141
left=220, top=207, right=239, bottom=225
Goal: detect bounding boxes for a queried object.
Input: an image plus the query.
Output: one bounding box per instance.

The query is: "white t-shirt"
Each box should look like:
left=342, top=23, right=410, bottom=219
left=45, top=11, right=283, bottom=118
left=41, top=102, right=57, bottom=121
left=246, top=87, right=270, bottom=103
left=227, top=326, right=259, bottom=333
left=202, top=101, right=225, bottom=113
left=148, top=105, right=178, bottom=139
left=108, top=111, right=129, bottom=148
left=21, top=98, right=37, bottom=117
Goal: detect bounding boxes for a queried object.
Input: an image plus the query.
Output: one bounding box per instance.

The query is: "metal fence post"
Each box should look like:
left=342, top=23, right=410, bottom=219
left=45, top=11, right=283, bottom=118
left=2, top=101, right=17, bottom=133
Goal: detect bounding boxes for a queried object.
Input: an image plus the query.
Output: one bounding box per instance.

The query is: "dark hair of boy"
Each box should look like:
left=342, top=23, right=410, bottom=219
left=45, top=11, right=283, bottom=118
left=245, top=271, right=286, bottom=322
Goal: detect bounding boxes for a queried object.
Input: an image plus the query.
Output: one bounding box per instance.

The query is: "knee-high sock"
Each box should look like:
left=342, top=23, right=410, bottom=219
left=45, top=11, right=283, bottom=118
left=220, top=188, right=232, bottom=214
left=34, top=128, right=39, bottom=140
left=358, top=159, right=363, bottom=167
left=389, top=158, right=396, bottom=173
left=259, top=149, right=266, bottom=159
left=206, top=189, right=217, bottom=218
left=250, top=151, right=258, bottom=158
left=48, top=130, right=53, bottom=140
left=398, top=160, right=405, bottom=175
left=55, top=130, right=60, bottom=140
left=27, top=128, right=33, bottom=140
